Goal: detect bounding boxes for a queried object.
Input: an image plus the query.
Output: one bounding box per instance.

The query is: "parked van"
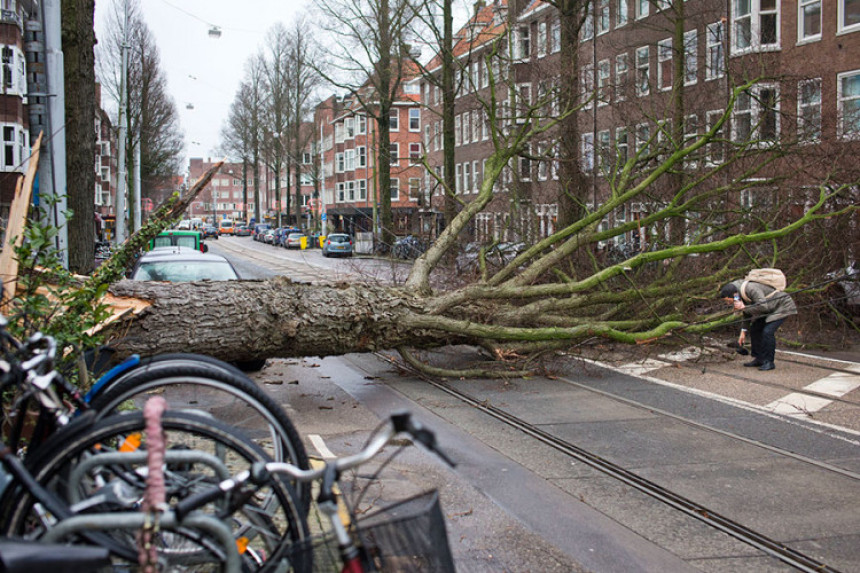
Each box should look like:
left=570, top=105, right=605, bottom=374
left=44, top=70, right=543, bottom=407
left=218, top=219, right=235, bottom=235
left=149, top=230, right=207, bottom=252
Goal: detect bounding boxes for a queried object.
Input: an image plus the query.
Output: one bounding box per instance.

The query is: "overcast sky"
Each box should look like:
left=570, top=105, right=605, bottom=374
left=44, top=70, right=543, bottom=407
left=95, top=0, right=472, bottom=172
left=96, top=0, right=312, bottom=169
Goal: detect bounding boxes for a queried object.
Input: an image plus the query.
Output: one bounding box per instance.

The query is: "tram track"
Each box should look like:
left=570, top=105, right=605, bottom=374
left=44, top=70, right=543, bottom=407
left=375, top=351, right=851, bottom=573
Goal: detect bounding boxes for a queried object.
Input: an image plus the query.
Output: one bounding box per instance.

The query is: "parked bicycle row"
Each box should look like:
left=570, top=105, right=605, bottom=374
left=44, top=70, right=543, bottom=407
left=0, top=317, right=455, bottom=571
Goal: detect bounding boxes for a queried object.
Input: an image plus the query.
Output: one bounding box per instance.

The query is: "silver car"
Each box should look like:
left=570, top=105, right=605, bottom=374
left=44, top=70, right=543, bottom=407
left=322, top=234, right=353, bottom=257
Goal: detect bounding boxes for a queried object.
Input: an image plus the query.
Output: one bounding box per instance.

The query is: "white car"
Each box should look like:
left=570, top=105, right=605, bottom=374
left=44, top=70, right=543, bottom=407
left=131, top=247, right=239, bottom=282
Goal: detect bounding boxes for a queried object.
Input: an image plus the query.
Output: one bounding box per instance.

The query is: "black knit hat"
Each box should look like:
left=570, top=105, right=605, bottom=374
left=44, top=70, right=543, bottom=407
left=719, top=284, right=738, bottom=299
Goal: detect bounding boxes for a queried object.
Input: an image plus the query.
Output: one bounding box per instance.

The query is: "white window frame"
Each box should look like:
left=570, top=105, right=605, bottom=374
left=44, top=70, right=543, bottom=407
left=797, top=78, right=822, bottom=142
left=537, top=20, right=547, bottom=58
left=359, top=179, right=367, bottom=200
left=684, top=30, right=697, bottom=86
left=635, top=0, right=648, bottom=20
left=390, top=178, right=400, bottom=201
left=597, top=0, right=610, bottom=36
left=706, top=109, right=725, bottom=166
left=537, top=143, right=548, bottom=181
left=732, top=84, right=780, bottom=144
left=358, top=146, right=366, bottom=167
left=798, top=0, right=822, bottom=43
left=838, top=69, right=860, bottom=140
left=454, top=114, right=461, bottom=147
left=409, top=142, right=421, bottom=165
left=657, top=38, right=673, bottom=92
left=731, top=0, right=780, bottom=54
left=616, top=0, right=628, bottom=27
left=408, top=177, right=421, bottom=202
left=635, top=46, right=650, bottom=97
left=615, top=53, right=628, bottom=102
left=706, top=22, right=725, bottom=80
left=345, top=117, right=355, bottom=139
left=581, top=64, right=594, bottom=108
left=463, top=161, right=471, bottom=193
left=597, top=129, right=611, bottom=173
left=517, top=25, right=531, bottom=60
left=409, top=108, right=421, bottom=131
left=357, top=115, right=367, bottom=134
left=581, top=132, right=595, bottom=172
left=838, top=0, right=860, bottom=35
left=344, top=148, right=356, bottom=171
left=455, top=163, right=462, bottom=194
left=581, top=12, right=594, bottom=41
left=551, top=19, right=561, bottom=53
left=616, top=127, right=629, bottom=168
left=390, top=143, right=399, bottom=166
left=597, top=59, right=610, bottom=106
left=389, top=109, right=400, bottom=131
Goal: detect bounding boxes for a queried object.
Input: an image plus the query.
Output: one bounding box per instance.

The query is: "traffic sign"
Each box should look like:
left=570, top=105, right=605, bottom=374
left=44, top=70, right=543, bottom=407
left=321, top=212, right=327, bottom=221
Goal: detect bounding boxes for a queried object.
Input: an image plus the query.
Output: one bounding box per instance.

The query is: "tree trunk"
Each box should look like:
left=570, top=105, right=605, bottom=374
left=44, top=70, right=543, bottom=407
left=107, top=279, right=448, bottom=361
left=62, top=0, right=97, bottom=274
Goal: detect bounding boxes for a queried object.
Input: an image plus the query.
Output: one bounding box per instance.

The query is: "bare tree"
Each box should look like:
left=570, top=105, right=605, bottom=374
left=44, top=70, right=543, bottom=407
left=96, top=0, right=184, bottom=225
left=313, top=0, right=419, bottom=249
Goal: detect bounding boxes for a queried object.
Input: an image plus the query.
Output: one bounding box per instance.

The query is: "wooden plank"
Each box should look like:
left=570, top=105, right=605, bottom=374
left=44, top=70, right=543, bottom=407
left=0, top=133, right=43, bottom=312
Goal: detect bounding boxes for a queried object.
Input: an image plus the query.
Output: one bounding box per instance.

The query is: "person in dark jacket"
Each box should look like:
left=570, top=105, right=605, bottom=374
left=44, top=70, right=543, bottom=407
left=719, top=280, right=797, bottom=371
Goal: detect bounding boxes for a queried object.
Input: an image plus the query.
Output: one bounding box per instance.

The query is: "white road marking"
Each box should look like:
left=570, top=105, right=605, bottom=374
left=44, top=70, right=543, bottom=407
left=765, top=369, right=860, bottom=417
left=309, top=434, right=336, bottom=459
left=616, top=347, right=709, bottom=376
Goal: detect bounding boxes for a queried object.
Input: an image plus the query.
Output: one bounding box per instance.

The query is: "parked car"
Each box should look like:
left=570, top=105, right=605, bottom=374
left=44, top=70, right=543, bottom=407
left=201, top=225, right=219, bottom=239
left=234, top=225, right=252, bottom=237
left=322, top=234, right=353, bottom=257
left=252, top=224, right=271, bottom=241
left=261, top=229, right=276, bottom=244
left=285, top=232, right=306, bottom=249
left=130, top=247, right=239, bottom=282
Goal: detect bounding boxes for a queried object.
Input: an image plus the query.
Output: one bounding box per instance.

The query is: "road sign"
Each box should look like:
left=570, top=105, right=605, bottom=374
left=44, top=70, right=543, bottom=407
left=321, top=212, right=327, bottom=221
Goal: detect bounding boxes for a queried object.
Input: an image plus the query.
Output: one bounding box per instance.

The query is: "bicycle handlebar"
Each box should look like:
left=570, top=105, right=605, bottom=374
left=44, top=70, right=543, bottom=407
left=174, top=411, right=454, bottom=521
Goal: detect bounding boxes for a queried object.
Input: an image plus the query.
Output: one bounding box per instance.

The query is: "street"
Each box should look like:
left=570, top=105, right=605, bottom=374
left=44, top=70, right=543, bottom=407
left=208, top=236, right=860, bottom=572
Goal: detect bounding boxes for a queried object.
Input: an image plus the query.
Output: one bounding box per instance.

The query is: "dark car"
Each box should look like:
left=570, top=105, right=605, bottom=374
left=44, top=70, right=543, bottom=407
left=252, top=224, right=271, bottom=241
left=322, top=233, right=353, bottom=257
left=201, top=225, right=219, bottom=239
left=130, top=247, right=239, bottom=282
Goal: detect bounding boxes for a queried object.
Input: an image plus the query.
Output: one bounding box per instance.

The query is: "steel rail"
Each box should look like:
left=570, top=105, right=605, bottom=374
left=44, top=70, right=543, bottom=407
left=380, top=353, right=844, bottom=573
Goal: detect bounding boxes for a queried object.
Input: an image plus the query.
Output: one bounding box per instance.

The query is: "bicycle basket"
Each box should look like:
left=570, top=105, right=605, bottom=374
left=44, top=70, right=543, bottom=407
left=287, top=490, right=455, bottom=572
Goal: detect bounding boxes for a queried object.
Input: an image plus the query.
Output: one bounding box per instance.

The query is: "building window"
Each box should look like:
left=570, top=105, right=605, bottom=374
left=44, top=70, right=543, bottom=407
left=518, top=151, right=531, bottom=180
left=684, top=30, right=697, bottom=85
left=390, top=143, right=399, bottom=165
left=581, top=12, right=594, bottom=42
left=798, top=79, right=822, bottom=142
left=434, top=122, right=441, bottom=150
left=409, top=108, right=420, bottom=131
left=616, top=53, right=628, bottom=101
left=706, top=22, right=725, bottom=80
left=345, top=149, right=355, bottom=171
left=359, top=179, right=367, bottom=200
left=455, top=164, right=462, bottom=194
left=463, top=162, right=471, bottom=193
left=581, top=133, right=595, bottom=172
left=838, top=0, right=860, bottom=34
left=100, top=166, right=110, bottom=182
left=597, top=0, right=610, bottom=35
left=389, top=109, right=399, bottom=131
left=358, top=146, right=366, bottom=167
left=337, top=182, right=345, bottom=202
left=345, top=117, right=354, bottom=138
left=454, top=114, right=461, bottom=146
left=838, top=70, right=860, bottom=139
left=635, top=123, right=651, bottom=155
left=409, top=178, right=421, bottom=202
left=732, top=0, right=780, bottom=54
left=551, top=19, right=561, bottom=53
left=635, top=46, right=650, bottom=97
left=581, top=64, right=594, bottom=108
left=390, top=179, right=400, bottom=201
left=357, top=115, right=367, bottom=134
left=706, top=110, right=725, bottom=165
left=335, top=152, right=344, bottom=173
left=597, top=130, right=611, bottom=173
left=616, top=0, right=628, bottom=27
left=347, top=180, right=355, bottom=201
left=482, top=110, right=489, bottom=140
left=799, top=0, right=822, bottom=42
left=733, top=85, right=779, bottom=143
left=537, top=20, right=547, bottom=57
left=409, top=143, right=421, bottom=164
left=517, top=25, right=530, bottom=59
left=537, top=143, right=548, bottom=181
left=657, top=38, right=672, bottom=91
left=473, top=160, right=480, bottom=192
left=636, top=0, right=648, bottom=19
left=616, top=127, right=629, bottom=168
left=598, top=60, right=610, bottom=105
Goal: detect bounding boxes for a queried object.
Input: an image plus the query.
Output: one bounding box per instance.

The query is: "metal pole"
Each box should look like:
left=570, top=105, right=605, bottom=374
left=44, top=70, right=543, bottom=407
left=115, top=0, right=129, bottom=243
left=42, top=0, right=68, bottom=266
left=133, top=140, right=141, bottom=230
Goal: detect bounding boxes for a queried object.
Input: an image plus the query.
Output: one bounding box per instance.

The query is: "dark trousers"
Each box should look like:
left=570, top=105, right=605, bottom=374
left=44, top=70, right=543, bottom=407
left=749, top=317, right=785, bottom=363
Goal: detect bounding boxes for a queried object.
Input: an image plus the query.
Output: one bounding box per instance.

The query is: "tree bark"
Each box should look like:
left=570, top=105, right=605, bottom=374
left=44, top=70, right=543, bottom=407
left=107, top=279, right=450, bottom=361
left=62, top=0, right=97, bottom=274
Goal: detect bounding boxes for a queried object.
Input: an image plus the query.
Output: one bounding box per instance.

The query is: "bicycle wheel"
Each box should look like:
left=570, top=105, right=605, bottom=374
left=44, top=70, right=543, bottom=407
left=88, top=360, right=311, bottom=509
left=1, top=410, right=311, bottom=572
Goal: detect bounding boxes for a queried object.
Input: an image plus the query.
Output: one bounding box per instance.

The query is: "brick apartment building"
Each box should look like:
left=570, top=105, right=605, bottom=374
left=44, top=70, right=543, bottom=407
left=401, top=0, right=859, bottom=252
left=313, top=78, right=425, bottom=237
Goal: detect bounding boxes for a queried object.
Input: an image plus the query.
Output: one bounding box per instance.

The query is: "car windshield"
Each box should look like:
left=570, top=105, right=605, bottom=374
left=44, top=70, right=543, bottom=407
left=132, top=260, right=238, bottom=282
left=329, top=235, right=349, bottom=243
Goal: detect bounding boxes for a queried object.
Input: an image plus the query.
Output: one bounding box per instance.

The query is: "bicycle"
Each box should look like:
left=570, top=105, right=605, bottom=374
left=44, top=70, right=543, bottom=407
left=0, top=317, right=311, bottom=508
left=174, top=411, right=457, bottom=572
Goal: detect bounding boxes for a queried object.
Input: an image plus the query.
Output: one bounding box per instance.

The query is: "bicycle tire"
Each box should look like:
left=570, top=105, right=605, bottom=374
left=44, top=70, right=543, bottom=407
left=88, top=360, right=311, bottom=510
left=1, top=410, right=311, bottom=572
